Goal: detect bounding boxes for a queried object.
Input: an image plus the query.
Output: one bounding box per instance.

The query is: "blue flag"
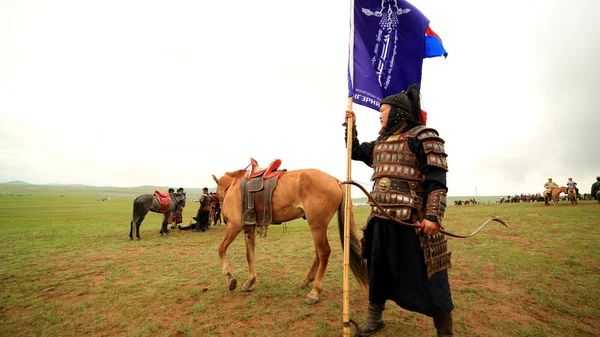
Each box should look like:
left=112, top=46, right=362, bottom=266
left=348, top=0, right=446, bottom=111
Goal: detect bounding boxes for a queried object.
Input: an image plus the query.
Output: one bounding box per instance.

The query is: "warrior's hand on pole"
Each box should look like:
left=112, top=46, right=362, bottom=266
left=344, top=111, right=357, bottom=146
left=345, top=110, right=356, bottom=124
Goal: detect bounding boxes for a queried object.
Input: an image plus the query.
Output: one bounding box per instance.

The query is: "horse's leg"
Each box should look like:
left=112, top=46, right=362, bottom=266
left=304, top=226, right=331, bottom=305
left=130, top=201, right=137, bottom=240
left=160, top=212, right=171, bottom=235
left=129, top=220, right=134, bottom=240
left=160, top=213, right=165, bottom=234
left=136, top=214, right=145, bottom=240
left=299, top=249, right=319, bottom=289
left=218, top=223, right=243, bottom=291
left=241, top=226, right=257, bottom=292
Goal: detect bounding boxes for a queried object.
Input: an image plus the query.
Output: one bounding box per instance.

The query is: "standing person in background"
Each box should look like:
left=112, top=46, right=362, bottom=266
left=210, top=192, right=222, bottom=226
left=171, top=187, right=185, bottom=229
left=344, top=84, right=453, bottom=336
left=163, top=188, right=176, bottom=226
left=194, top=187, right=211, bottom=232
left=591, top=177, right=600, bottom=204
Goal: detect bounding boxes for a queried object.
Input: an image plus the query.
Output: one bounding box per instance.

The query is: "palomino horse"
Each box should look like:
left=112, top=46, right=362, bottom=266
left=213, top=168, right=368, bottom=304
left=544, top=187, right=567, bottom=206
left=129, top=192, right=186, bottom=239
left=567, top=185, right=578, bottom=205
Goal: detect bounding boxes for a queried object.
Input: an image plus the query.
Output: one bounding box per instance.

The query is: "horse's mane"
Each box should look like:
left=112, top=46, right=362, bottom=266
left=226, top=169, right=246, bottom=178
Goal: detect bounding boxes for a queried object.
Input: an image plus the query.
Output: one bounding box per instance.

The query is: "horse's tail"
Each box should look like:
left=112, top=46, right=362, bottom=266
left=337, top=186, right=369, bottom=288
left=131, top=197, right=138, bottom=238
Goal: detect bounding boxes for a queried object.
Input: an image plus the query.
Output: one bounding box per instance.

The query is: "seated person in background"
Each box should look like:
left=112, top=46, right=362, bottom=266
left=180, top=188, right=211, bottom=231
left=565, top=177, right=579, bottom=196
left=543, top=178, right=559, bottom=198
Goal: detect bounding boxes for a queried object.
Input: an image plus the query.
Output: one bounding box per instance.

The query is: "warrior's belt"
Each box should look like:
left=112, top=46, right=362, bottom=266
left=373, top=177, right=424, bottom=194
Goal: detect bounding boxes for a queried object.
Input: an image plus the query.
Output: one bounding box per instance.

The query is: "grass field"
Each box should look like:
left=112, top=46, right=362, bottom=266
left=1, top=184, right=599, bottom=336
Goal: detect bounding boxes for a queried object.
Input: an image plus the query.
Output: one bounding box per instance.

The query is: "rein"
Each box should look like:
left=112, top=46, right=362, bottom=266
left=340, top=180, right=509, bottom=239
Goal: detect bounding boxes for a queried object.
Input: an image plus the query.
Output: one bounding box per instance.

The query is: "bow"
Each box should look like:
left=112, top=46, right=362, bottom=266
left=340, top=180, right=508, bottom=238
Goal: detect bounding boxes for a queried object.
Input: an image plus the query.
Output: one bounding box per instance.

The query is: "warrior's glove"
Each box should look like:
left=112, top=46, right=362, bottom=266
left=425, top=189, right=447, bottom=224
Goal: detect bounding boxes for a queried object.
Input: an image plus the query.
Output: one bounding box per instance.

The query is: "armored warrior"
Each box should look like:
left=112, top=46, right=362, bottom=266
left=344, top=84, right=453, bottom=336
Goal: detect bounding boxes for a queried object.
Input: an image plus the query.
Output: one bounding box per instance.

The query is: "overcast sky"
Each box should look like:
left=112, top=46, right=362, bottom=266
left=1, top=0, right=599, bottom=196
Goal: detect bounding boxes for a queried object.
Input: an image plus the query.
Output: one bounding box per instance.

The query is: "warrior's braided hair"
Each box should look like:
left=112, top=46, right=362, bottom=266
left=378, top=84, right=423, bottom=139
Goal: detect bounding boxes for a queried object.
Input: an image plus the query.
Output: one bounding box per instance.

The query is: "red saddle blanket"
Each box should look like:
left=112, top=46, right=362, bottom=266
left=154, top=190, right=171, bottom=212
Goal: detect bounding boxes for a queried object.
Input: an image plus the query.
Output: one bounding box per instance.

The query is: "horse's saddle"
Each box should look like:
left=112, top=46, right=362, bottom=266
left=249, top=158, right=282, bottom=179
left=154, top=190, right=171, bottom=213
left=242, top=158, right=286, bottom=226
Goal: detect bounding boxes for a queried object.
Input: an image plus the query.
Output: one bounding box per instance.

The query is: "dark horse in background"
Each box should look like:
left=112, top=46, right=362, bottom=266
left=129, top=192, right=186, bottom=240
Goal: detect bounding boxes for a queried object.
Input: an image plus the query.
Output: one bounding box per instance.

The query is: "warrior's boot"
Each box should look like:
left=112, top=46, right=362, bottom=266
left=433, top=312, right=453, bottom=337
left=356, top=301, right=386, bottom=336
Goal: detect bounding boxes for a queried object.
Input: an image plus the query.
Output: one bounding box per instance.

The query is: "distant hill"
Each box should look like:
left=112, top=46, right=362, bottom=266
left=1, top=180, right=31, bottom=185
left=0, top=181, right=213, bottom=191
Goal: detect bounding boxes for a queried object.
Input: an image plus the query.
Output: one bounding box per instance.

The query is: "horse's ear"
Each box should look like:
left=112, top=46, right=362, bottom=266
left=212, top=174, right=219, bottom=184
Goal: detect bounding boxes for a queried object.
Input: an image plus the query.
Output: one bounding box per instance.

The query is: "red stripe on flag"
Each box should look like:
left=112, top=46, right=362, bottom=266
left=426, top=26, right=442, bottom=42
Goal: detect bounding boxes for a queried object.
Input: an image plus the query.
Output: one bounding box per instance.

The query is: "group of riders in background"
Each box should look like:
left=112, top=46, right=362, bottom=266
left=163, top=188, right=222, bottom=230
left=453, top=199, right=478, bottom=205
left=497, top=177, right=599, bottom=204
left=454, top=177, right=597, bottom=205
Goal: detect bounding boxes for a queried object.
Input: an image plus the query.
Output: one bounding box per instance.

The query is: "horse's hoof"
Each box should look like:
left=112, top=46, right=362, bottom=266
left=299, top=282, right=310, bottom=289
left=241, top=280, right=254, bottom=292
left=228, top=279, right=237, bottom=291
left=304, top=294, right=319, bottom=305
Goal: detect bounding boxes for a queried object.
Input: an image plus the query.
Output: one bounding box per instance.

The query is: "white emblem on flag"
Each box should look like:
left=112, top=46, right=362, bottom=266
left=361, top=1, right=411, bottom=89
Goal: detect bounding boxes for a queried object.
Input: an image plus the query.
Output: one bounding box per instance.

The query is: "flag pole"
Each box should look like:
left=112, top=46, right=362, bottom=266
left=343, top=1, right=355, bottom=335
left=343, top=96, right=353, bottom=337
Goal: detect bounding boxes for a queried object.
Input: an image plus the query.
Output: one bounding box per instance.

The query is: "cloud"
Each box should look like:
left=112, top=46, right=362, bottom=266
left=1, top=0, right=599, bottom=197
